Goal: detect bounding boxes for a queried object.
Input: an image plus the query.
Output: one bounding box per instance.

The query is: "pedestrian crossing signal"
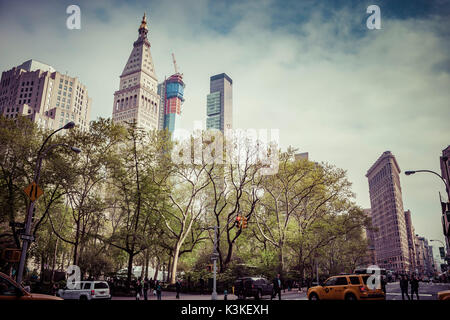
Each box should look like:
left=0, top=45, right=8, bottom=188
left=206, top=264, right=213, bottom=272
left=1, top=248, right=21, bottom=262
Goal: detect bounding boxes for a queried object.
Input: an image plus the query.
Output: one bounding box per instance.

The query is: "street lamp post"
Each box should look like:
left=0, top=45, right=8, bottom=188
left=204, top=225, right=219, bottom=300
left=404, top=169, right=450, bottom=202
left=16, top=122, right=80, bottom=284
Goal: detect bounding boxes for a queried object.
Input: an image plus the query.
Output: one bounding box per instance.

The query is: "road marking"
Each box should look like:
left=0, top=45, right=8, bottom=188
left=386, top=293, right=432, bottom=297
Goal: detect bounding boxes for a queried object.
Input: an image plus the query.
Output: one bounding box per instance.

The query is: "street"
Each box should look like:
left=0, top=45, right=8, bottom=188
left=111, top=283, right=450, bottom=300
left=385, top=282, right=450, bottom=300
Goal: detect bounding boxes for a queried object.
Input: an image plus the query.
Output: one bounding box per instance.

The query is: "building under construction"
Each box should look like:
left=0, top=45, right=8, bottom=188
left=157, top=54, right=185, bottom=133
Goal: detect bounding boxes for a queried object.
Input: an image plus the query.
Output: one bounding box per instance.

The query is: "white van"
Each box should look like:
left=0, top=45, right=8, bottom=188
left=58, top=281, right=111, bottom=300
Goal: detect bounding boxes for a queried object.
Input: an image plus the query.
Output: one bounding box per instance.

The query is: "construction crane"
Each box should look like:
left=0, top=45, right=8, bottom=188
left=172, top=53, right=178, bottom=74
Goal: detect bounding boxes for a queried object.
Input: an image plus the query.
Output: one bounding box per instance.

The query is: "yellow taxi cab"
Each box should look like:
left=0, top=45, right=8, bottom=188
left=307, top=274, right=385, bottom=301
left=438, top=290, right=450, bottom=300
left=0, top=272, right=62, bottom=300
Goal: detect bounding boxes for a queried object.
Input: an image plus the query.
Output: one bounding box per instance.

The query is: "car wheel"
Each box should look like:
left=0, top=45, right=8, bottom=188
left=345, top=293, right=357, bottom=301
left=309, top=293, right=319, bottom=301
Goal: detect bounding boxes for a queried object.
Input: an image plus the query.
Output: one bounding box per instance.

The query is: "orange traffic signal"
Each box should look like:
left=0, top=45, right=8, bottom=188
left=235, top=216, right=242, bottom=229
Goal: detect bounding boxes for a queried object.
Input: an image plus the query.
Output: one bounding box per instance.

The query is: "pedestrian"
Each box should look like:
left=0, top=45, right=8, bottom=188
left=381, top=276, right=387, bottom=295
left=136, top=277, right=143, bottom=300
left=410, top=274, right=419, bottom=300
left=52, top=283, right=58, bottom=296
left=271, top=273, right=282, bottom=300
left=23, top=281, right=31, bottom=293
left=175, top=278, right=182, bottom=299
left=400, top=275, right=410, bottom=300
left=143, top=277, right=149, bottom=300
left=155, top=280, right=162, bottom=300
left=199, top=278, right=204, bottom=295
left=150, top=277, right=154, bottom=290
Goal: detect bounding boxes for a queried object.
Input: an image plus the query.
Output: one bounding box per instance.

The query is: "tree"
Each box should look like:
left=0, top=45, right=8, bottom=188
left=105, top=124, right=171, bottom=285
left=203, top=131, right=268, bottom=273
left=47, top=119, right=124, bottom=269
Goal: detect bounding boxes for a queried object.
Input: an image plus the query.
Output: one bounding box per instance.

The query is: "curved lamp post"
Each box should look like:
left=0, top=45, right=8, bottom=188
left=404, top=169, right=449, bottom=202
left=16, top=122, right=81, bottom=284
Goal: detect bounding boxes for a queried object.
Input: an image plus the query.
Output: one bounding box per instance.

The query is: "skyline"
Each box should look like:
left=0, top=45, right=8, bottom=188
left=0, top=0, right=449, bottom=256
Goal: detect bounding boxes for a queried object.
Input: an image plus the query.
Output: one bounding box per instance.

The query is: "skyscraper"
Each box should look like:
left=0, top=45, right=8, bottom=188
left=0, top=59, right=91, bottom=131
left=112, top=14, right=160, bottom=131
left=206, top=73, right=232, bottom=132
left=157, top=73, right=185, bottom=133
left=366, top=151, right=410, bottom=273
left=404, top=210, right=417, bottom=272
left=415, top=236, right=435, bottom=277
left=440, top=145, right=450, bottom=261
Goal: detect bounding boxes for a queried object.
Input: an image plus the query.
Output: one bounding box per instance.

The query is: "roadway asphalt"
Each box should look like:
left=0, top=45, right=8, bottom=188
left=111, top=282, right=450, bottom=300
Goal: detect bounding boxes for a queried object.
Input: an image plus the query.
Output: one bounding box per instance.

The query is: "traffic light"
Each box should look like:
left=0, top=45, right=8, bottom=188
left=1, top=248, right=21, bottom=263
left=235, top=216, right=242, bottom=229
left=439, top=247, right=446, bottom=259
left=242, top=217, right=248, bottom=229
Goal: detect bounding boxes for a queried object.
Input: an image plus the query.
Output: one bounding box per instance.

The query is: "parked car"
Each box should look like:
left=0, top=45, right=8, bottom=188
left=0, top=272, right=62, bottom=301
left=438, top=290, right=450, bottom=300
left=58, top=281, right=111, bottom=300
left=307, top=274, right=385, bottom=301
left=234, top=277, right=273, bottom=300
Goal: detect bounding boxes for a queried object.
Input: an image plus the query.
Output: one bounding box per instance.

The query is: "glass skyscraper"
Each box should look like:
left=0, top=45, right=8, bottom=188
left=206, top=73, right=232, bottom=132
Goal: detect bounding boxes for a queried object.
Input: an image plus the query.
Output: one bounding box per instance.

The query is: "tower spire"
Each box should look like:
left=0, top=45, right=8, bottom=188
left=140, top=12, right=148, bottom=30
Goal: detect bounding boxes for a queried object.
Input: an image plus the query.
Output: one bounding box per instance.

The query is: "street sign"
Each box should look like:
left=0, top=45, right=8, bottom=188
left=9, top=222, right=25, bottom=228
left=20, top=234, right=35, bottom=242
left=210, top=252, right=219, bottom=261
left=23, top=182, right=43, bottom=202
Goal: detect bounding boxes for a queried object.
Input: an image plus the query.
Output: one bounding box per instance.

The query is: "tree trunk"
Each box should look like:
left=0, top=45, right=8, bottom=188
left=278, top=244, right=284, bottom=274
left=51, top=238, right=59, bottom=283
left=126, top=251, right=133, bottom=287
left=153, top=259, right=160, bottom=281
left=40, top=252, right=45, bottom=283
left=169, top=244, right=181, bottom=284
left=144, top=249, right=149, bottom=278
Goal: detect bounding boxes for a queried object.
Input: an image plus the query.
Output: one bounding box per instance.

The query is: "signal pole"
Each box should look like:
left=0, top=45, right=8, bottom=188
left=211, top=225, right=218, bottom=300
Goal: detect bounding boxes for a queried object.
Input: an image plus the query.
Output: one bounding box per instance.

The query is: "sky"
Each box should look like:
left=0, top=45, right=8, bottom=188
left=1, top=0, right=450, bottom=264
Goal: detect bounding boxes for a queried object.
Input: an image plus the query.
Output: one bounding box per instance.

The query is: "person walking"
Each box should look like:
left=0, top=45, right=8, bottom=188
left=199, top=278, right=204, bottom=295
left=136, top=277, right=143, bottom=300
left=410, top=274, right=419, bottom=300
left=400, top=275, right=410, bottom=300
left=175, top=278, right=182, bottom=299
left=155, top=280, right=162, bottom=300
left=381, top=276, right=387, bottom=295
left=143, top=277, right=149, bottom=300
left=150, top=277, right=155, bottom=291
left=271, top=273, right=282, bottom=300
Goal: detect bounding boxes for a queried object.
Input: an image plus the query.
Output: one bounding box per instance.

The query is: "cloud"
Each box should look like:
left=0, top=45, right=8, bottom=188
left=0, top=0, right=449, bottom=247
